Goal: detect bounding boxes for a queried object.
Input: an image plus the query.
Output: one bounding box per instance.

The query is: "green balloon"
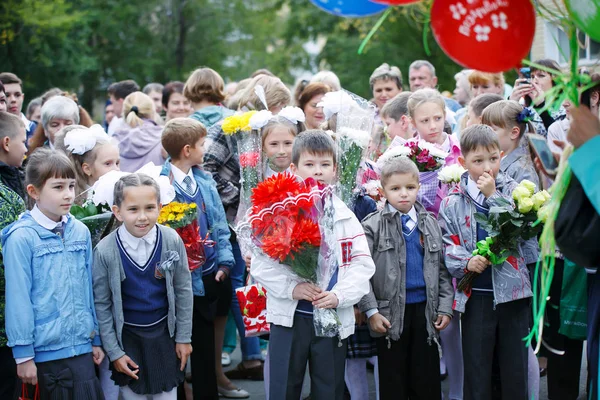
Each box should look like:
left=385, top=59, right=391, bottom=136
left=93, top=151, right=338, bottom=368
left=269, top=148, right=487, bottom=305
left=566, top=0, right=600, bottom=42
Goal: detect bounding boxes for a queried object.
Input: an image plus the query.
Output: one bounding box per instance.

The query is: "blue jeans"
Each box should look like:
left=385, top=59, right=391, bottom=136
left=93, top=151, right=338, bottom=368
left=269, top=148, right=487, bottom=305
left=229, top=240, right=263, bottom=361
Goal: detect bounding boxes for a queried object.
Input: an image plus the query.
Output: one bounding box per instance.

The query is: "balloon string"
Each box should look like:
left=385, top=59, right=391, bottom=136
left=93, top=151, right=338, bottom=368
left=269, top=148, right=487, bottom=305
left=358, top=7, right=393, bottom=55
left=422, top=18, right=431, bottom=56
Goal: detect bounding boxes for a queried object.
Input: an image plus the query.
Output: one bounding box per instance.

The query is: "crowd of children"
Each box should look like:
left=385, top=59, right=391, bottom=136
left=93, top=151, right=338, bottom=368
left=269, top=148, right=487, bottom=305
left=0, top=61, right=598, bottom=400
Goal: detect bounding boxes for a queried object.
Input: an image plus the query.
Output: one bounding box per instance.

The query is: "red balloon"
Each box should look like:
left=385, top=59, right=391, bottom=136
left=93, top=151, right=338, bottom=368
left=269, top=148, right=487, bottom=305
left=369, top=0, right=421, bottom=4
left=431, top=0, right=535, bottom=72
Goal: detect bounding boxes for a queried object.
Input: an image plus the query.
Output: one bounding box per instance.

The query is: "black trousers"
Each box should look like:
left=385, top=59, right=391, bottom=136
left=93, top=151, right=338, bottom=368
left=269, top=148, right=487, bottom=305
left=376, top=302, right=441, bottom=400
left=190, top=273, right=232, bottom=400
left=544, top=260, right=585, bottom=400
left=0, top=346, right=16, bottom=399
left=269, top=314, right=347, bottom=400
left=462, top=295, right=529, bottom=400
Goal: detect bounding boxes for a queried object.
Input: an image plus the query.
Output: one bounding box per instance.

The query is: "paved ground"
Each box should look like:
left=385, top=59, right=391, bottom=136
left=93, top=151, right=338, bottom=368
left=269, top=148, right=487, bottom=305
left=224, top=345, right=589, bottom=400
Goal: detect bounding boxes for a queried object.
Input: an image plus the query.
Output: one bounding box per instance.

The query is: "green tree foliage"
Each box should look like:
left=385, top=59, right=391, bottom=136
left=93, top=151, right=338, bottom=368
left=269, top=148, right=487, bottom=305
left=1, top=0, right=463, bottom=115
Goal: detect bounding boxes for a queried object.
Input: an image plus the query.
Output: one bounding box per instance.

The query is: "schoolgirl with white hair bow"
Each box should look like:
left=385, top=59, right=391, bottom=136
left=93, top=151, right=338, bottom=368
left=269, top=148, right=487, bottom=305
left=54, top=124, right=120, bottom=205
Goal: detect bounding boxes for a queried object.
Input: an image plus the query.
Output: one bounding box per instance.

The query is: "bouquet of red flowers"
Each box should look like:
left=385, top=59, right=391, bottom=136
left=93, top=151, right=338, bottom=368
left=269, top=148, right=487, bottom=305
left=248, top=173, right=323, bottom=280
left=245, top=173, right=342, bottom=338
left=158, top=202, right=215, bottom=271
left=235, top=282, right=269, bottom=337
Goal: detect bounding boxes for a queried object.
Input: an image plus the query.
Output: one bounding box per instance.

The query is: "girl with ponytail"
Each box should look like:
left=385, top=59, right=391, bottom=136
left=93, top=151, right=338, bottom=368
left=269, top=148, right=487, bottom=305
left=111, top=91, right=165, bottom=172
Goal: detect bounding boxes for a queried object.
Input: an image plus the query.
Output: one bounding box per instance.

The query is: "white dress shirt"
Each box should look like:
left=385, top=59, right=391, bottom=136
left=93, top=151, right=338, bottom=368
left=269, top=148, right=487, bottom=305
left=467, top=177, right=486, bottom=205
left=30, top=205, right=69, bottom=231
left=171, top=164, right=197, bottom=194
left=118, top=225, right=158, bottom=267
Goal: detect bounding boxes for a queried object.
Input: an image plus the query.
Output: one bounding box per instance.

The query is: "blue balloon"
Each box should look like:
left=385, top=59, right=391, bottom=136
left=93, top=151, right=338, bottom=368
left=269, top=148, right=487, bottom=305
left=310, top=0, right=389, bottom=18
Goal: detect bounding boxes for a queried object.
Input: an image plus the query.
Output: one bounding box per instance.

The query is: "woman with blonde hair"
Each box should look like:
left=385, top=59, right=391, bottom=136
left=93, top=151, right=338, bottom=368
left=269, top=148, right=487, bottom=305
left=111, top=91, right=164, bottom=172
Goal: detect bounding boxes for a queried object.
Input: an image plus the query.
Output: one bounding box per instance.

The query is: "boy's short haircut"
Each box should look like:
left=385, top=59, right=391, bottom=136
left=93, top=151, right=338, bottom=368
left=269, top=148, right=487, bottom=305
left=0, top=111, right=25, bottom=140
left=143, top=82, right=164, bottom=95
left=469, top=93, right=504, bottom=118
left=460, top=124, right=501, bottom=156
left=107, top=80, right=140, bottom=100
left=183, top=67, right=225, bottom=104
left=113, top=173, right=161, bottom=208
left=291, top=130, right=336, bottom=166
left=162, top=118, right=207, bottom=159
left=380, top=157, right=419, bottom=187
left=381, top=92, right=412, bottom=121
left=0, top=72, right=22, bottom=86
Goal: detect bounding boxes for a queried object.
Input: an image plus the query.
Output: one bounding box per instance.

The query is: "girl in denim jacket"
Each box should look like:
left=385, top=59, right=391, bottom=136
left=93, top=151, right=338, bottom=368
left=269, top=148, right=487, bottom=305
left=2, top=148, right=105, bottom=399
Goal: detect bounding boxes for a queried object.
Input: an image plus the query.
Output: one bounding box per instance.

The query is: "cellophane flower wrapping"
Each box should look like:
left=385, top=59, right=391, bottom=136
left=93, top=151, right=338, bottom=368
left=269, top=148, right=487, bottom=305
left=334, top=91, right=376, bottom=210
left=457, top=180, right=552, bottom=292
left=403, top=140, right=448, bottom=211
left=158, top=202, right=214, bottom=272
left=71, top=201, right=118, bottom=247
left=235, top=281, right=269, bottom=337
left=244, top=173, right=341, bottom=338
left=234, top=129, right=263, bottom=255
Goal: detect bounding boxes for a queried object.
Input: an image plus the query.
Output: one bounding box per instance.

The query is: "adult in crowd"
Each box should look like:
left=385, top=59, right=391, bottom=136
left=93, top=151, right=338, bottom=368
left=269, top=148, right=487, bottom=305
left=553, top=105, right=600, bottom=400
left=468, top=71, right=505, bottom=97
left=204, top=73, right=292, bottom=398
left=27, top=96, right=80, bottom=154
left=0, top=82, right=6, bottom=113
left=311, top=70, right=342, bottom=91
left=27, top=90, right=94, bottom=152
left=454, top=69, right=473, bottom=107
left=162, top=81, right=192, bottom=122
left=0, top=72, right=37, bottom=140
left=186, top=67, right=233, bottom=129
left=297, top=82, right=331, bottom=130
left=143, top=82, right=165, bottom=116
left=25, top=97, right=42, bottom=125
left=510, top=59, right=566, bottom=137
left=370, top=63, right=402, bottom=112
left=110, top=91, right=164, bottom=172
left=104, top=100, right=115, bottom=130
left=408, top=60, right=462, bottom=112
left=107, top=79, right=140, bottom=135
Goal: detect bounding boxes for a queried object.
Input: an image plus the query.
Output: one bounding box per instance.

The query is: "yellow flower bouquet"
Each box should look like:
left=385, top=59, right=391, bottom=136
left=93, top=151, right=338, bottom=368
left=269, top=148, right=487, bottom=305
left=158, top=202, right=214, bottom=271
left=221, top=111, right=257, bottom=135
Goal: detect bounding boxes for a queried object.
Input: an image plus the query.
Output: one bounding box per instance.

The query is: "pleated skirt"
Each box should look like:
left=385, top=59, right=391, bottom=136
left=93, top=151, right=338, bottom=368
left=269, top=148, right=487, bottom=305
left=109, top=319, right=183, bottom=395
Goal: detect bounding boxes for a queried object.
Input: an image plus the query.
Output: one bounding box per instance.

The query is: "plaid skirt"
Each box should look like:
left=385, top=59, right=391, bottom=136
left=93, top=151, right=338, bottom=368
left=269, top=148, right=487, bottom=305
left=346, top=325, right=377, bottom=359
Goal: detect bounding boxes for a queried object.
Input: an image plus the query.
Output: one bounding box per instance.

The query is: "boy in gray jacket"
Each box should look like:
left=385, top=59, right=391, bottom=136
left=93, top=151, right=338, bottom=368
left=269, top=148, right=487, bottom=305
left=359, top=157, right=454, bottom=400
left=438, top=125, right=533, bottom=400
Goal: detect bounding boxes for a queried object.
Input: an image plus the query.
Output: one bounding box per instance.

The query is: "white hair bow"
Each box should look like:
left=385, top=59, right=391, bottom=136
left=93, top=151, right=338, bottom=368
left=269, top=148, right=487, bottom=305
left=249, top=110, right=273, bottom=130
left=278, top=106, right=305, bottom=125
left=64, top=124, right=108, bottom=155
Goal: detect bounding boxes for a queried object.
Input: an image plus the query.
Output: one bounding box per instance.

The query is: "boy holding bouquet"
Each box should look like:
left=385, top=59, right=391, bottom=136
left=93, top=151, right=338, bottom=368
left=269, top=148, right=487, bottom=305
left=160, top=118, right=236, bottom=399
left=251, top=130, right=376, bottom=400
left=438, top=125, right=532, bottom=400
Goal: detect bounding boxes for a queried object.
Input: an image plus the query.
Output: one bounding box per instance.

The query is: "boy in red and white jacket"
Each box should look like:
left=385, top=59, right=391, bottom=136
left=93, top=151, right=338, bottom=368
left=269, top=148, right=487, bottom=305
left=251, top=130, right=375, bottom=400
